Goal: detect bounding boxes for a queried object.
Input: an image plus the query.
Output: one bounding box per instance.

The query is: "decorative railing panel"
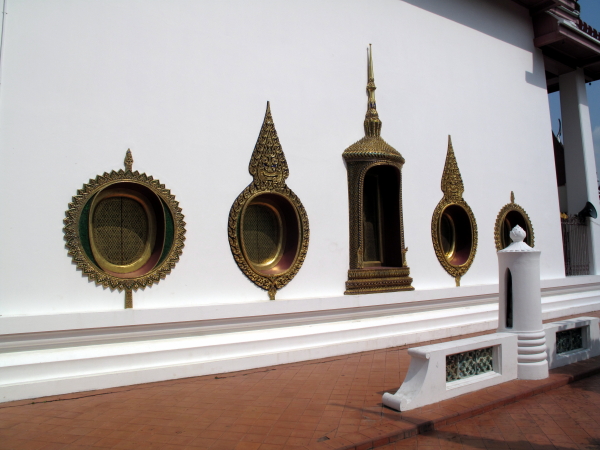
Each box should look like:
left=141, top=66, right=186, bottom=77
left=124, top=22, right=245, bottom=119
left=561, top=216, right=590, bottom=276
left=556, top=327, right=584, bottom=354
left=446, top=347, right=493, bottom=382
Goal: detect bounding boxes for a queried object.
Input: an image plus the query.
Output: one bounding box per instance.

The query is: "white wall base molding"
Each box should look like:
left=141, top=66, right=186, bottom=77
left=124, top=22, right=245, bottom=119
left=1, top=276, right=600, bottom=403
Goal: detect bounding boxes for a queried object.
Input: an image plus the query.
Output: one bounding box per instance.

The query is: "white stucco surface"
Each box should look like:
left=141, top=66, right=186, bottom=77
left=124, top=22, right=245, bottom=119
left=0, top=0, right=567, bottom=316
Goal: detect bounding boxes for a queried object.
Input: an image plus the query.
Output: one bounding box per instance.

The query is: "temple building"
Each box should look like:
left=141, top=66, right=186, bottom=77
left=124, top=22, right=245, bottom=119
left=0, top=0, right=599, bottom=402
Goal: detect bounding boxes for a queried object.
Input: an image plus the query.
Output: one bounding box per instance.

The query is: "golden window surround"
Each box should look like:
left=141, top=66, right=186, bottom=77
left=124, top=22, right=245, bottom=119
left=494, top=192, right=534, bottom=251
left=431, top=136, right=478, bottom=287
left=228, top=102, right=309, bottom=300
left=64, top=150, right=186, bottom=308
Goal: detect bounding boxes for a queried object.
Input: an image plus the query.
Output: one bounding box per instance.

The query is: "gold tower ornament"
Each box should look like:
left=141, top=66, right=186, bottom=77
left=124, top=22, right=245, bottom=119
left=228, top=102, right=309, bottom=300
left=431, top=136, right=478, bottom=286
left=342, top=45, right=413, bottom=294
left=64, top=150, right=186, bottom=308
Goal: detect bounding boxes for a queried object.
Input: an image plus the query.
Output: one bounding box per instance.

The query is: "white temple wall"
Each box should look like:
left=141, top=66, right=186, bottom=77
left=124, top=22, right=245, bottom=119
left=0, top=0, right=566, bottom=316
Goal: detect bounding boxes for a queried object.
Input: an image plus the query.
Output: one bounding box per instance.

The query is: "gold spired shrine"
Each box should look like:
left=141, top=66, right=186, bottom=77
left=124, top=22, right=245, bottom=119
left=343, top=45, right=413, bottom=294
left=228, top=102, right=310, bottom=300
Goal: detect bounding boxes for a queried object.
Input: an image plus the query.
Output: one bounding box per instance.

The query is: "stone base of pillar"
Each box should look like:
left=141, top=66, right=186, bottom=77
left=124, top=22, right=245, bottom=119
left=515, top=330, right=549, bottom=380
left=517, top=360, right=549, bottom=380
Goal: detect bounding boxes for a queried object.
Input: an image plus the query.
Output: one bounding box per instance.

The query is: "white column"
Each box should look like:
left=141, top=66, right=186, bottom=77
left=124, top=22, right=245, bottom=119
left=559, top=68, right=600, bottom=274
left=497, top=226, right=548, bottom=380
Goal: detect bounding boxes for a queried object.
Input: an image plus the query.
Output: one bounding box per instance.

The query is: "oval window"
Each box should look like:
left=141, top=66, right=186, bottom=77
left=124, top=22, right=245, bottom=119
left=438, top=204, right=473, bottom=266
left=88, top=183, right=165, bottom=278
left=241, top=193, right=300, bottom=276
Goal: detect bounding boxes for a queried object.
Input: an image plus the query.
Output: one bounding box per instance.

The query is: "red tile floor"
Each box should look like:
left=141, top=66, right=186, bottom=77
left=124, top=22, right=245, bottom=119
left=1, top=311, right=599, bottom=450
left=379, top=373, right=600, bottom=450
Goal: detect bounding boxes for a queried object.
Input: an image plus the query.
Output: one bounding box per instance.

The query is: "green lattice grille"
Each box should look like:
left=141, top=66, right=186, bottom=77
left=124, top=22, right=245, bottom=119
left=446, top=347, right=493, bottom=382
left=556, top=327, right=584, bottom=354
left=243, top=204, right=280, bottom=265
left=158, top=198, right=174, bottom=266
left=92, top=197, right=148, bottom=266
left=79, top=195, right=97, bottom=266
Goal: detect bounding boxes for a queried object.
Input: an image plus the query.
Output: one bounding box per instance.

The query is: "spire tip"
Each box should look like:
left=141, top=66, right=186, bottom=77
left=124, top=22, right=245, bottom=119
left=364, top=44, right=381, bottom=137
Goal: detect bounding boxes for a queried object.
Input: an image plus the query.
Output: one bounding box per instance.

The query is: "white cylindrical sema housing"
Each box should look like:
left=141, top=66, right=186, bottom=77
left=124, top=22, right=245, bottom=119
left=497, top=225, right=548, bottom=380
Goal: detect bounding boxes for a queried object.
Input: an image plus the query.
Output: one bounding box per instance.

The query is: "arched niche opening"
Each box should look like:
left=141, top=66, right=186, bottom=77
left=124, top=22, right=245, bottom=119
left=506, top=267, right=513, bottom=329
left=362, top=165, right=403, bottom=268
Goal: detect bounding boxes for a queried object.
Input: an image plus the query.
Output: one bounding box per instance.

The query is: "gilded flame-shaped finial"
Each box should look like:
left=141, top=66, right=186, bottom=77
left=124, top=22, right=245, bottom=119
left=510, top=191, right=515, bottom=203
left=364, top=44, right=382, bottom=137
left=441, top=136, right=464, bottom=200
left=248, top=102, right=289, bottom=189
left=124, top=149, right=134, bottom=172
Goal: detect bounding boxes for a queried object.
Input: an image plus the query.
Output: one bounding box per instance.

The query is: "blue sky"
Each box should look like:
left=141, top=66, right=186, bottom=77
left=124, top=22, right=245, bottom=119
left=548, top=0, right=600, bottom=179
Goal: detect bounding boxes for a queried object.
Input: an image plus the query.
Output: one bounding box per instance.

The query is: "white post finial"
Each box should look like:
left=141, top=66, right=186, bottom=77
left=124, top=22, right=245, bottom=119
left=510, top=225, right=526, bottom=243
left=500, top=225, right=533, bottom=252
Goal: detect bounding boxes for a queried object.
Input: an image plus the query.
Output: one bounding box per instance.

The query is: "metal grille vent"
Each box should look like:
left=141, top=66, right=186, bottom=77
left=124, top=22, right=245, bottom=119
left=243, top=204, right=280, bottom=265
left=446, top=347, right=493, bottom=382
left=556, top=327, right=584, bottom=354
left=561, top=217, right=590, bottom=276
left=92, top=197, right=148, bottom=266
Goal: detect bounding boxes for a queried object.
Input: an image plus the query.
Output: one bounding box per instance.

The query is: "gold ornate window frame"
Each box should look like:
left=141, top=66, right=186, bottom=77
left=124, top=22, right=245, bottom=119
left=431, top=136, right=478, bottom=286
left=228, top=102, right=309, bottom=300
left=64, top=150, right=186, bottom=307
left=342, top=45, right=413, bottom=295
left=494, top=192, right=534, bottom=251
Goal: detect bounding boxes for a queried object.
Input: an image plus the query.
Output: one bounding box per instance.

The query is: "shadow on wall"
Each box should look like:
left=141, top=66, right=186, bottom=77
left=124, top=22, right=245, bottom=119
left=399, top=0, right=532, bottom=51
left=400, top=0, right=547, bottom=90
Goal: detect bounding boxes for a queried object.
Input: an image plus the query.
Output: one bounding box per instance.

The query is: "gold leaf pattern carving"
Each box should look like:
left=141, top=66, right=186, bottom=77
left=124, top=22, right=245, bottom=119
left=228, top=103, right=309, bottom=300
left=431, top=136, right=477, bottom=285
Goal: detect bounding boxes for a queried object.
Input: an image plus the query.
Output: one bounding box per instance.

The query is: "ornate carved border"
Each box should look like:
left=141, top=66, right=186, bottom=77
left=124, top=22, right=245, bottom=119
left=227, top=103, right=309, bottom=300
left=64, top=150, right=186, bottom=293
left=494, top=192, right=534, bottom=251
left=431, top=136, right=478, bottom=286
